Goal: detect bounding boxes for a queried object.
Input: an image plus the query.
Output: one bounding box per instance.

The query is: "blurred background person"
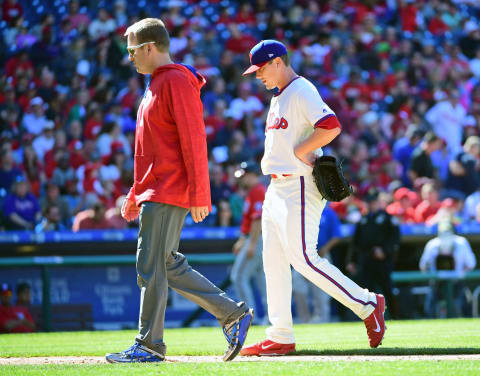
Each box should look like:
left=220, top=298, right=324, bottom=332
left=419, top=221, right=477, bottom=318
left=3, top=176, right=41, bottom=230
left=35, top=204, right=67, bottom=232
left=293, top=203, right=342, bottom=323
left=72, top=201, right=112, bottom=231
left=230, top=162, right=266, bottom=324
left=347, top=189, right=401, bottom=319
left=0, top=283, right=35, bottom=333
left=15, top=282, right=32, bottom=308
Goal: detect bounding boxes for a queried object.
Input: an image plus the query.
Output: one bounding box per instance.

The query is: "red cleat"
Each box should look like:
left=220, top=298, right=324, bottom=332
left=364, top=294, right=386, bottom=348
left=239, top=339, right=296, bottom=356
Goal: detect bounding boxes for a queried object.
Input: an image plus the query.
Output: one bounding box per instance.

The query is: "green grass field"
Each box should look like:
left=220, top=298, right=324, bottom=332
left=1, top=318, right=480, bottom=375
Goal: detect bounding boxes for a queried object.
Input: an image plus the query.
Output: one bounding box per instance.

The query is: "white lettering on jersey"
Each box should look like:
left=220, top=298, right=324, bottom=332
left=261, top=77, right=336, bottom=176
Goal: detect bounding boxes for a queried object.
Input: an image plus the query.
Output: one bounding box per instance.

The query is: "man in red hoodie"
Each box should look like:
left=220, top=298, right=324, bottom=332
left=105, top=18, right=253, bottom=364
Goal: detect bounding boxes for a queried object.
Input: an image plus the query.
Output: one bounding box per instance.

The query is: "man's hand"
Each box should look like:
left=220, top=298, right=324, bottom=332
left=232, top=237, right=246, bottom=255
left=373, top=246, right=386, bottom=260
left=121, top=197, right=140, bottom=222
left=191, top=206, right=209, bottom=223
left=346, top=262, right=357, bottom=275
left=246, top=242, right=256, bottom=258
left=317, top=245, right=330, bottom=258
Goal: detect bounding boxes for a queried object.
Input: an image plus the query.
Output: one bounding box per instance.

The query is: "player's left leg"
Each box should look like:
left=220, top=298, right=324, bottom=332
left=286, top=176, right=385, bottom=347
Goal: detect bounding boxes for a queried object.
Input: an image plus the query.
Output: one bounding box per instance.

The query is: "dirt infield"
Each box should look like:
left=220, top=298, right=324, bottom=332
left=1, top=355, right=480, bottom=364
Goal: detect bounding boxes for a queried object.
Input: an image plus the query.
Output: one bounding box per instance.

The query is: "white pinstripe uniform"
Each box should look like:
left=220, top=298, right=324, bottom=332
left=261, top=76, right=377, bottom=344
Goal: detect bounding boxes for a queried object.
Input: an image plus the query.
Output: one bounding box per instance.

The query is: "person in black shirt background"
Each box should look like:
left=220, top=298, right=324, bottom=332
left=346, top=189, right=401, bottom=319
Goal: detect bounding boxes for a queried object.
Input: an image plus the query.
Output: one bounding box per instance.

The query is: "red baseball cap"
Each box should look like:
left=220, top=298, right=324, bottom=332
left=242, top=40, right=288, bottom=75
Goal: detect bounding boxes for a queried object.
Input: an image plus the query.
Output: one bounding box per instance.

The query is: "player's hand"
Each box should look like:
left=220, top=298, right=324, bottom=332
left=246, top=243, right=256, bottom=258
left=346, top=262, right=357, bottom=275
left=294, top=149, right=315, bottom=167
left=373, top=246, right=386, bottom=260
left=191, top=206, right=209, bottom=223
left=317, top=245, right=329, bottom=258
left=233, top=237, right=245, bottom=255
left=121, top=197, right=140, bottom=222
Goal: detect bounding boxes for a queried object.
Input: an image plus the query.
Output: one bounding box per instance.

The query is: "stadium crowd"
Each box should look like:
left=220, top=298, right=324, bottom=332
left=1, top=0, right=480, bottom=231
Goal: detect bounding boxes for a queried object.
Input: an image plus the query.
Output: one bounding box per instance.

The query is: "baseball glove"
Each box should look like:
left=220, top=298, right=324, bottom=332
left=312, top=155, right=353, bottom=201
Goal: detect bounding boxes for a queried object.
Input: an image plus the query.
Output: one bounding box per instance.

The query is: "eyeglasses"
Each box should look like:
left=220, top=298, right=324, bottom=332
left=126, top=41, right=155, bottom=57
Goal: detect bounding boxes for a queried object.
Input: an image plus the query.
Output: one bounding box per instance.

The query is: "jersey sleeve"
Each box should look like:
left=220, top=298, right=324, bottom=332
left=297, top=84, right=339, bottom=129
left=166, top=71, right=211, bottom=208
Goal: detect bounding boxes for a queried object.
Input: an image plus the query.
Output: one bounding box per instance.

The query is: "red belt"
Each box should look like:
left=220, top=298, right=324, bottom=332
left=271, top=174, right=293, bottom=179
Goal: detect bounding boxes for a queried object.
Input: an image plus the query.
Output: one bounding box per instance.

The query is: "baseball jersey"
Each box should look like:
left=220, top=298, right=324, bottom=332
left=261, top=76, right=339, bottom=176
left=240, top=182, right=266, bottom=235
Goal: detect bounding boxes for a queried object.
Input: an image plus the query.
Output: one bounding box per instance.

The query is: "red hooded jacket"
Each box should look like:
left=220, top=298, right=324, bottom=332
left=127, top=64, right=211, bottom=210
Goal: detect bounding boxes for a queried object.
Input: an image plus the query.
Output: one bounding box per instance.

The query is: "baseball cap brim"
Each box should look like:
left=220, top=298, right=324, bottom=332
left=242, top=61, right=268, bottom=75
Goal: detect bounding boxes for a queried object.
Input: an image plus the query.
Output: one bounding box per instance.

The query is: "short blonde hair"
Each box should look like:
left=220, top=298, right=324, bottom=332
left=124, top=18, right=170, bottom=52
left=464, top=135, right=480, bottom=150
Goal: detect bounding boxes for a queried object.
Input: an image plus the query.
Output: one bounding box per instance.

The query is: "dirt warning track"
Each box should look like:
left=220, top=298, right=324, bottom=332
left=1, top=354, right=480, bottom=364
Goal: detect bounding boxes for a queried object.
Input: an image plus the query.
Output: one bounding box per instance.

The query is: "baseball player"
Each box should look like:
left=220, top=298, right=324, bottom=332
left=240, top=40, right=386, bottom=356
left=230, top=162, right=267, bottom=324
left=106, top=18, right=253, bottom=363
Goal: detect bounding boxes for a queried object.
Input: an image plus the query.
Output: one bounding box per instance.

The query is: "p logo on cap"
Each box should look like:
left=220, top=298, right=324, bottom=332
left=242, top=40, right=288, bottom=75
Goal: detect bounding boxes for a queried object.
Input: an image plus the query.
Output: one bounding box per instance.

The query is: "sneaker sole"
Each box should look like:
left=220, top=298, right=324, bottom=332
left=259, top=350, right=296, bottom=356
left=223, top=308, right=254, bottom=362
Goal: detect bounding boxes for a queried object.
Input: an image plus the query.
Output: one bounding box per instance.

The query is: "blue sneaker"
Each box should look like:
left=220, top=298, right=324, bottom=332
left=222, top=308, right=254, bottom=361
left=106, top=342, right=165, bottom=363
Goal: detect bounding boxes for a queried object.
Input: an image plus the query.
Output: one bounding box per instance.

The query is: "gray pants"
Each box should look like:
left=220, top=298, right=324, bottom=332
left=135, top=202, right=246, bottom=354
left=230, top=235, right=266, bottom=318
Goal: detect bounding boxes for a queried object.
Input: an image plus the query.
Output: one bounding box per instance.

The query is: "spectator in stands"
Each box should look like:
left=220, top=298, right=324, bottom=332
left=445, top=135, right=480, bottom=200
left=463, top=185, right=480, bottom=222
left=39, top=182, right=72, bottom=228
left=386, top=187, right=416, bottom=223
left=0, top=85, right=21, bottom=123
left=425, top=88, right=467, bottom=157
left=0, top=149, right=23, bottom=195
left=347, top=189, right=400, bottom=318
left=65, top=0, right=90, bottom=32
left=216, top=198, right=234, bottom=227
left=105, top=195, right=128, bottom=229
left=419, top=220, right=477, bottom=317
left=3, top=176, right=40, bottom=230
left=408, top=132, right=442, bottom=184
left=95, top=121, right=131, bottom=158
left=21, top=144, right=44, bottom=197
left=227, top=81, right=264, bottom=121
left=414, top=182, right=442, bottom=223
left=72, top=201, right=112, bottom=231
left=35, top=204, right=67, bottom=232
left=459, top=20, right=480, bottom=60
left=393, top=127, right=424, bottom=187
left=52, top=151, right=75, bottom=194
left=62, top=178, right=84, bottom=216
left=88, top=8, right=116, bottom=42
left=0, top=283, right=35, bottom=333
left=293, top=204, right=342, bottom=323
left=1, top=0, right=22, bottom=24
left=426, top=197, right=463, bottom=227
left=113, top=0, right=128, bottom=28
left=210, top=163, right=233, bottom=208
left=21, top=97, right=49, bottom=136
left=32, top=120, right=55, bottom=162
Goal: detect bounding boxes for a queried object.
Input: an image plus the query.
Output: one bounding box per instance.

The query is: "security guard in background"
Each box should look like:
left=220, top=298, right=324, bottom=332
left=346, top=189, right=401, bottom=318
